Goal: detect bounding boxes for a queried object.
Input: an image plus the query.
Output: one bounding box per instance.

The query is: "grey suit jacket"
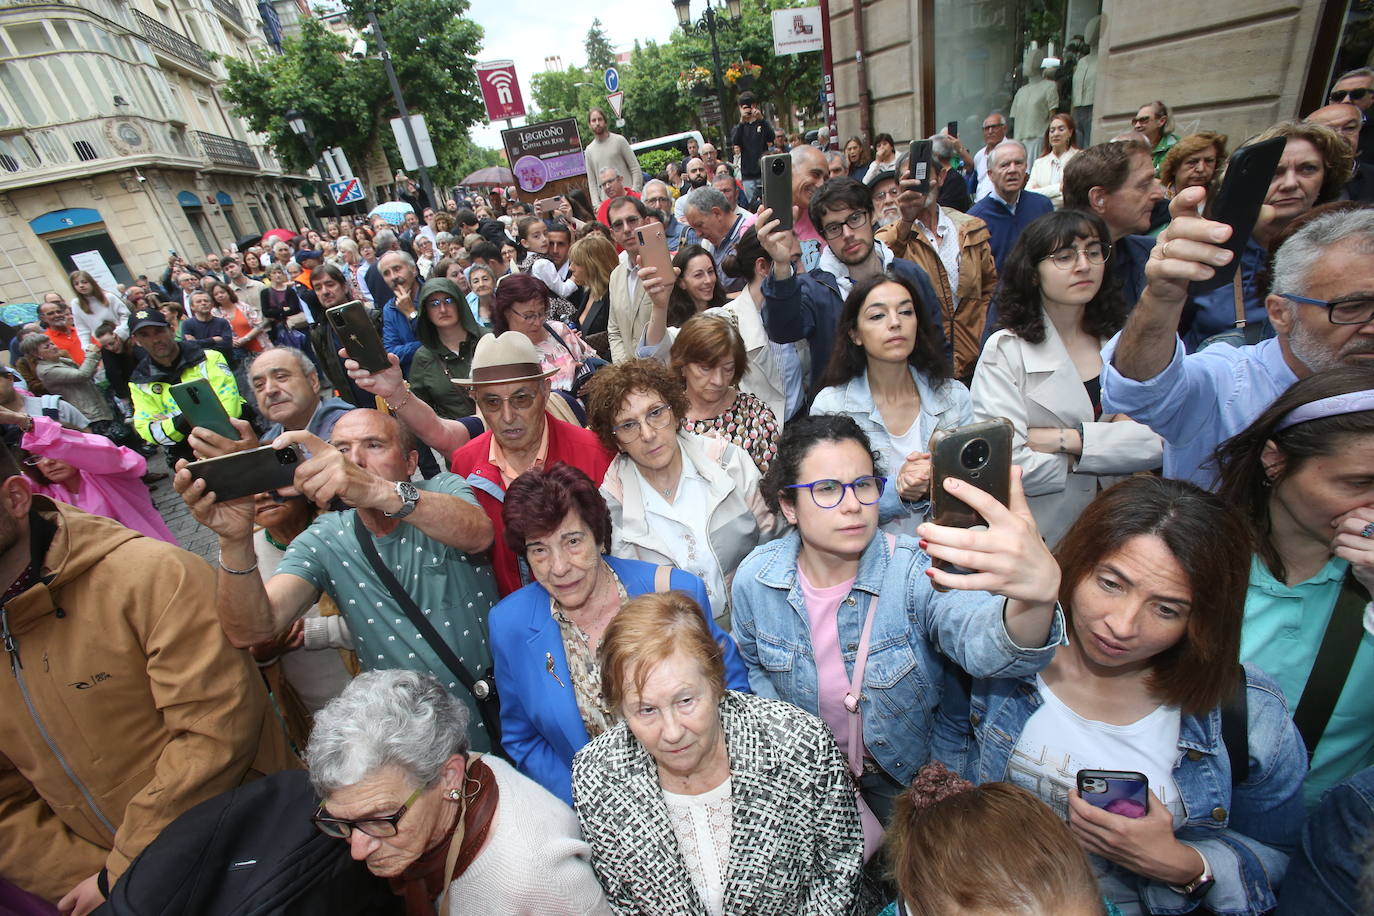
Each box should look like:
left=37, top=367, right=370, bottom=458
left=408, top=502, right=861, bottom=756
left=572, top=691, right=863, bottom=915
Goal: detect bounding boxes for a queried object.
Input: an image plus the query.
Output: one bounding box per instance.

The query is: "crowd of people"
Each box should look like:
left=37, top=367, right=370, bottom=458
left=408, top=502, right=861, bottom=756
left=3, top=66, right=1374, bottom=916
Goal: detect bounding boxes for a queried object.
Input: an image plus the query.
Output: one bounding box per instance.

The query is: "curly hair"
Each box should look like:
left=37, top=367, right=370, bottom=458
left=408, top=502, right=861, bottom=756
left=1159, top=131, right=1228, bottom=191
left=819, top=270, right=950, bottom=389
left=1247, top=119, right=1353, bottom=205
left=584, top=358, right=689, bottom=453
left=991, top=209, right=1127, bottom=345
left=760, top=414, right=883, bottom=515
left=502, top=463, right=613, bottom=557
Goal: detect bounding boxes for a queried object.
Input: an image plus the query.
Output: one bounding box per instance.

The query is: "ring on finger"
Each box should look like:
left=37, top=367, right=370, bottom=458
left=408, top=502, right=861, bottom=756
left=1361, top=522, right=1374, bottom=539
left=1161, top=241, right=1173, bottom=259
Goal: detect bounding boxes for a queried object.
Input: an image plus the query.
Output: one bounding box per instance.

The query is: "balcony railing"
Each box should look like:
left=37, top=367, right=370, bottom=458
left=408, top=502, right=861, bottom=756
left=209, top=0, right=247, bottom=31
left=196, top=130, right=258, bottom=169
left=132, top=10, right=210, bottom=71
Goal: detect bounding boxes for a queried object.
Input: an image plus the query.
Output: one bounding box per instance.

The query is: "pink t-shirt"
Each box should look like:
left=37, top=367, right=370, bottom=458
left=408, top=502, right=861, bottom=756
left=798, top=565, right=858, bottom=754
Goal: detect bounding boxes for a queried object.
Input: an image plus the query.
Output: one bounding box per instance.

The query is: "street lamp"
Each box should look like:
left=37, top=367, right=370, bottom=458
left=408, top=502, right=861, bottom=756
left=672, top=0, right=742, bottom=151
left=285, top=108, right=341, bottom=225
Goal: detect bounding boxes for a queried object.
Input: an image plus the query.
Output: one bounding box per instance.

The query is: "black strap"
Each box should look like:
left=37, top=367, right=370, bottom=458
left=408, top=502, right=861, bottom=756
left=1292, top=571, right=1368, bottom=757
left=351, top=513, right=505, bottom=754
left=543, top=321, right=581, bottom=361
left=1220, top=665, right=1249, bottom=785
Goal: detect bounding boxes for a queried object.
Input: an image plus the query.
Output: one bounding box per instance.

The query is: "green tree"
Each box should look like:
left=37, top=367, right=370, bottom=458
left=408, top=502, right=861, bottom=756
left=584, top=18, right=616, bottom=74
left=529, top=66, right=602, bottom=128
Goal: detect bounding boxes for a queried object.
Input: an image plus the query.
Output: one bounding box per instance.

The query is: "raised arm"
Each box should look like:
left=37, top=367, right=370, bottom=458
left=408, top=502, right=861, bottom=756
left=344, top=352, right=472, bottom=456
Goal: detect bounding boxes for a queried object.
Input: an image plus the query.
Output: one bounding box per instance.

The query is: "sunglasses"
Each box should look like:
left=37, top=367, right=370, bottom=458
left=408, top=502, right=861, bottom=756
left=1330, top=88, right=1372, bottom=103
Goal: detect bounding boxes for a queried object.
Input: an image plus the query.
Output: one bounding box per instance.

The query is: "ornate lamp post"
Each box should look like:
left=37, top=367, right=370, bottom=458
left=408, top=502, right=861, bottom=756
left=285, top=109, right=340, bottom=224
left=672, top=0, right=743, bottom=151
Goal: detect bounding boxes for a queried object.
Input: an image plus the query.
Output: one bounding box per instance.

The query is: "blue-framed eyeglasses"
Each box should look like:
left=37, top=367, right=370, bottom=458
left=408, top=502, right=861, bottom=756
left=785, top=476, right=886, bottom=509
left=1280, top=293, right=1374, bottom=326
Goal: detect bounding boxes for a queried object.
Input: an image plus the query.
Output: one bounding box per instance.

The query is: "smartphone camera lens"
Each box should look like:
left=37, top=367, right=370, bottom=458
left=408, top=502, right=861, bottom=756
left=278, top=449, right=298, bottom=465
left=1081, top=777, right=1106, bottom=794
left=771, top=159, right=785, bottom=175
left=960, top=438, right=990, bottom=472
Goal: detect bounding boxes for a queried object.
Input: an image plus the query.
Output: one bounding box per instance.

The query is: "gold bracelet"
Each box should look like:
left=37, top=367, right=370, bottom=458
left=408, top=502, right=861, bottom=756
left=386, top=385, right=412, bottom=414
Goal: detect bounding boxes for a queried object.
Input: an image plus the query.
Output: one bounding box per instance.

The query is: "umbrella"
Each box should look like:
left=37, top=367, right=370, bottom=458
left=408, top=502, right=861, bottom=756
left=461, top=166, right=514, bottom=188
left=368, top=201, right=415, bottom=226
left=235, top=232, right=264, bottom=252
left=0, top=302, right=39, bottom=326
left=261, top=228, right=295, bottom=245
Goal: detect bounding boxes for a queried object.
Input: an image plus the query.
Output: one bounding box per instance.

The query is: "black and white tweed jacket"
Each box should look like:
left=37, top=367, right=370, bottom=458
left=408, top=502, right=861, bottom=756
left=571, top=690, right=863, bottom=915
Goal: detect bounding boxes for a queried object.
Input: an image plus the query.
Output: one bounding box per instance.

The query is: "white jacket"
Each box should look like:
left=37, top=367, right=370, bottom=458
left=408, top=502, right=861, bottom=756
left=972, top=322, right=1163, bottom=547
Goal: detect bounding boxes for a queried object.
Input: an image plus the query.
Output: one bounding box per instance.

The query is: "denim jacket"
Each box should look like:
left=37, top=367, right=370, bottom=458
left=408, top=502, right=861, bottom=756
left=810, top=366, right=973, bottom=527
left=955, top=663, right=1307, bottom=915
left=729, top=530, right=1064, bottom=786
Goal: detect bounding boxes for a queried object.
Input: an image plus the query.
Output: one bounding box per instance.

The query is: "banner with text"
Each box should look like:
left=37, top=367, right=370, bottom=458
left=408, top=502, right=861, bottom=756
left=501, top=118, right=586, bottom=193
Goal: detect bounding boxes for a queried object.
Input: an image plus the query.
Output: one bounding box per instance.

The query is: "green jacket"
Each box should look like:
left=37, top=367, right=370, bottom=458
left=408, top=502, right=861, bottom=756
left=129, top=342, right=244, bottom=450
left=410, top=277, right=487, bottom=420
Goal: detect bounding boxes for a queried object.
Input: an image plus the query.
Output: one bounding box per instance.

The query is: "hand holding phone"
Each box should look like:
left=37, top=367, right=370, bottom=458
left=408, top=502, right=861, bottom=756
left=171, top=379, right=239, bottom=441
left=1187, top=135, right=1285, bottom=295
left=760, top=153, right=793, bottom=231
left=1076, top=770, right=1149, bottom=819
left=184, top=444, right=303, bottom=502
left=327, top=301, right=389, bottom=373
left=635, top=223, right=674, bottom=305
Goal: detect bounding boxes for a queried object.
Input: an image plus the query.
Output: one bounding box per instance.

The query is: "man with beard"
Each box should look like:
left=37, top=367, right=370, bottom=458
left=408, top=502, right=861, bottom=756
left=1102, top=202, right=1374, bottom=488
left=757, top=176, right=947, bottom=394
left=673, top=157, right=711, bottom=220
left=127, top=307, right=244, bottom=464
left=876, top=139, right=996, bottom=382
left=306, top=263, right=381, bottom=408
left=583, top=107, right=642, bottom=208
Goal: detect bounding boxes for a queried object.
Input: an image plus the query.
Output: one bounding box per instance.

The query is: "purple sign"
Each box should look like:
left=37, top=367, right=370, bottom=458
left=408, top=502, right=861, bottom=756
left=502, top=118, right=586, bottom=194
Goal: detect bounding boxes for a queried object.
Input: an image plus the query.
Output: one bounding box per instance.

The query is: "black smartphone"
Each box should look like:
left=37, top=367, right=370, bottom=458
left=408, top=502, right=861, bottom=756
left=908, top=140, right=934, bottom=194
left=326, top=300, right=389, bottom=373
left=186, top=444, right=303, bottom=502
left=760, top=152, right=793, bottom=231
left=927, top=419, right=1013, bottom=584
left=1189, top=135, right=1286, bottom=295
left=1077, top=769, right=1149, bottom=819
left=170, top=379, right=239, bottom=440
left=946, top=120, right=959, bottom=138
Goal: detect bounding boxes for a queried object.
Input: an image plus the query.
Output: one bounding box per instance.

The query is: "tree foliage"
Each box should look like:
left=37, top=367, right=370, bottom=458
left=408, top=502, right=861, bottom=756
left=584, top=18, right=616, bottom=74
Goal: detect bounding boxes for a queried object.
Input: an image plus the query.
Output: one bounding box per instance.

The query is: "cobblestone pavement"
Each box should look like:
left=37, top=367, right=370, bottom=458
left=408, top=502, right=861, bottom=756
left=144, top=452, right=219, bottom=564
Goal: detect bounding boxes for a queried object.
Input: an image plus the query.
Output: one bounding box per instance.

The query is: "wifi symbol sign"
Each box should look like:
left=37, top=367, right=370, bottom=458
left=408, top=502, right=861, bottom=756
left=478, top=61, right=526, bottom=121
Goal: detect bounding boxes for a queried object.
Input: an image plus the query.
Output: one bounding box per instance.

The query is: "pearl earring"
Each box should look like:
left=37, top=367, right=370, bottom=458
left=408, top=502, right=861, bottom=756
left=446, top=788, right=461, bottom=801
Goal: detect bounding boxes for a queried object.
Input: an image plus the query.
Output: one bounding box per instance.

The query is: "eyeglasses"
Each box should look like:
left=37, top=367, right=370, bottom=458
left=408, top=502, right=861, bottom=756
left=1330, top=88, right=1372, bottom=103
left=600, top=178, right=623, bottom=189
left=611, top=403, right=675, bottom=442
left=609, top=216, right=642, bottom=232
left=1280, top=292, right=1374, bottom=325
left=1041, top=242, right=1111, bottom=269
left=982, top=123, right=1005, bottom=132
left=312, top=786, right=422, bottom=839
left=476, top=390, right=538, bottom=412
left=510, top=307, right=547, bottom=323
left=1130, top=114, right=1157, bottom=125
left=872, top=186, right=901, bottom=201
left=21, top=455, right=46, bottom=466
left=425, top=296, right=459, bottom=309
left=786, top=476, right=886, bottom=508
left=819, top=210, right=872, bottom=240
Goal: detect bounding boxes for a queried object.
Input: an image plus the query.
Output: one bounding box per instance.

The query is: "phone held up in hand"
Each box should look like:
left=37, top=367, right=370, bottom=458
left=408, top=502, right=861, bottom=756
left=760, top=153, right=793, bottom=231
left=1077, top=769, right=1150, bottom=819
left=1188, top=135, right=1286, bottom=295
left=186, top=444, right=303, bottom=502
left=326, top=300, right=389, bottom=373
left=908, top=140, right=934, bottom=195
left=635, top=222, right=674, bottom=287
left=927, top=419, right=1012, bottom=586
left=170, top=379, right=239, bottom=441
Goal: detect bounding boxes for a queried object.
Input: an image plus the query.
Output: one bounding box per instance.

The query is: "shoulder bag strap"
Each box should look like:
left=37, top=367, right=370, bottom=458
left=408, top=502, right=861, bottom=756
left=654, top=564, right=673, bottom=592
left=844, top=532, right=899, bottom=775
left=1219, top=665, right=1249, bottom=785
left=1292, top=571, right=1369, bottom=757
left=543, top=321, right=580, bottom=360
left=352, top=513, right=504, bottom=750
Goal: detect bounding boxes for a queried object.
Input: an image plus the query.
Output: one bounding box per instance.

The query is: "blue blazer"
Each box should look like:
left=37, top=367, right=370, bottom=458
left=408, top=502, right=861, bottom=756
left=489, top=554, right=751, bottom=804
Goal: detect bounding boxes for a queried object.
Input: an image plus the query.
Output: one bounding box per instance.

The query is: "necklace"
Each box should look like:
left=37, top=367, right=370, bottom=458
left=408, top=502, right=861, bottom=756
left=263, top=529, right=290, bottom=551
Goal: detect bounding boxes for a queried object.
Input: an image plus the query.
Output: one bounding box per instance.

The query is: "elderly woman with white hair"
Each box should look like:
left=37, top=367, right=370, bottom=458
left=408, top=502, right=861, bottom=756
left=306, top=669, right=612, bottom=915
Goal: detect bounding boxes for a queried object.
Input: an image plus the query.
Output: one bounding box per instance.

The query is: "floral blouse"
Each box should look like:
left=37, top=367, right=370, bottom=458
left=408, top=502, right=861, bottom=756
left=683, top=389, right=778, bottom=474
left=534, top=321, right=597, bottom=392
left=550, top=562, right=628, bottom=739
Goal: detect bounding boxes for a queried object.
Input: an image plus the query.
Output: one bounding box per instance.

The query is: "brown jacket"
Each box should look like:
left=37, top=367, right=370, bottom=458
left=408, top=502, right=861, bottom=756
left=877, top=209, right=997, bottom=380
left=0, top=498, right=296, bottom=902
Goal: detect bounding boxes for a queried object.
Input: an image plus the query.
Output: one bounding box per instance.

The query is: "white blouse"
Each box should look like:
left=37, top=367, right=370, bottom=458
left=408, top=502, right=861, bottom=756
left=662, top=777, right=733, bottom=916
left=1027, top=148, right=1078, bottom=209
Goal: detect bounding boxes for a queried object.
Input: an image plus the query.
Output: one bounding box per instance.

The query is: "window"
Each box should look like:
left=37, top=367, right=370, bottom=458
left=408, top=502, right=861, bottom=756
left=51, top=20, right=80, bottom=51
left=73, top=140, right=99, bottom=161
left=0, top=64, right=42, bottom=124
left=32, top=61, right=74, bottom=121
left=7, top=23, right=55, bottom=55
left=0, top=155, right=18, bottom=172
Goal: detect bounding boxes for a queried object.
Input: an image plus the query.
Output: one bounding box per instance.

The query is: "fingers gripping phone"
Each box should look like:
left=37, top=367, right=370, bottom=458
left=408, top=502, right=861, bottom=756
left=170, top=379, right=239, bottom=440
left=635, top=222, right=673, bottom=284
left=927, top=419, right=1012, bottom=581
left=1077, top=769, right=1150, bottom=819
left=326, top=300, right=389, bottom=373
left=186, top=444, right=303, bottom=502
left=760, top=153, right=793, bottom=231
left=908, top=140, right=934, bottom=194
left=1188, top=135, right=1286, bottom=295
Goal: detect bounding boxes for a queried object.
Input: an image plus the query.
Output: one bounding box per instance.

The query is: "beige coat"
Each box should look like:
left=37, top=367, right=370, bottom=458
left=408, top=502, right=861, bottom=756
left=606, top=253, right=653, bottom=364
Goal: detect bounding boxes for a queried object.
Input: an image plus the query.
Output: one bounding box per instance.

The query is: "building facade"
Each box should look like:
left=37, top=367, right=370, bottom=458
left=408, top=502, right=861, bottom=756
left=0, top=0, right=311, bottom=307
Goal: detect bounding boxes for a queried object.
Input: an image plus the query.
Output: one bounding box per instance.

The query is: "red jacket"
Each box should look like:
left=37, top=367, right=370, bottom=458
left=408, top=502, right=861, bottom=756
left=451, top=415, right=613, bottom=596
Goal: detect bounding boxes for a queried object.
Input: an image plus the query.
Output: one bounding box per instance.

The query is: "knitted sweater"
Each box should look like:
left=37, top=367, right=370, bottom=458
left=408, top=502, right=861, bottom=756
left=583, top=133, right=644, bottom=207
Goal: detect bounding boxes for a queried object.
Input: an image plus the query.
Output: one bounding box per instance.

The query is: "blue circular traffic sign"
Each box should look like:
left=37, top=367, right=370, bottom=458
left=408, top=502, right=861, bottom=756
left=604, top=67, right=619, bottom=93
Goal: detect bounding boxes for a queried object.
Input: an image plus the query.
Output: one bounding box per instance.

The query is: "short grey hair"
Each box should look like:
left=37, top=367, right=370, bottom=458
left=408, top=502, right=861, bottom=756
left=825, top=150, right=845, bottom=168
left=684, top=186, right=730, bottom=215
left=379, top=249, right=416, bottom=272
left=434, top=231, right=454, bottom=246
left=598, top=166, right=622, bottom=181
left=373, top=229, right=398, bottom=254
left=248, top=345, right=317, bottom=383
left=988, top=139, right=1027, bottom=168
left=335, top=237, right=358, bottom=256
left=19, top=333, right=50, bottom=359
left=791, top=143, right=824, bottom=170
left=1271, top=208, right=1374, bottom=299
left=1335, top=67, right=1374, bottom=84
left=307, top=669, right=470, bottom=796
left=930, top=134, right=959, bottom=164
left=642, top=179, right=671, bottom=200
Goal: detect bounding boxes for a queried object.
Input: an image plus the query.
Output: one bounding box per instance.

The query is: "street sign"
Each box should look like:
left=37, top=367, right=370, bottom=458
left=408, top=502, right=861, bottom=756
left=606, top=90, right=624, bottom=119
left=772, top=6, right=823, bottom=55
left=330, top=178, right=363, bottom=205
left=603, top=67, right=619, bottom=93
left=389, top=114, right=437, bottom=170
left=475, top=60, right=527, bottom=121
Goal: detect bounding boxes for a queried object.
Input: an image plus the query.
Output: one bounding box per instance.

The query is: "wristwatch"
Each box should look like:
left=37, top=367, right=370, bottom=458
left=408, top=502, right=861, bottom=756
left=384, top=480, right=420, bottom=519
left=1169, top=848, right=1214, bottom=897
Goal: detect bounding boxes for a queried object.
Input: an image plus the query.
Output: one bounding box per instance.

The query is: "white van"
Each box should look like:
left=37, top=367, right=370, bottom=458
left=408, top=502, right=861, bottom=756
left=630, top=130, right=706, bottom=158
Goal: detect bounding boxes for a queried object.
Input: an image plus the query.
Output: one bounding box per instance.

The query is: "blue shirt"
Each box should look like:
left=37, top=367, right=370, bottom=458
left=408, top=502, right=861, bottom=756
left=381, top=298, right=422, bottom=373
left=1099, top=334, right=1298, bottom=488
left=1242, top=554, right=1374, bottom=806
left=968, top=189, right=1054, bottom=269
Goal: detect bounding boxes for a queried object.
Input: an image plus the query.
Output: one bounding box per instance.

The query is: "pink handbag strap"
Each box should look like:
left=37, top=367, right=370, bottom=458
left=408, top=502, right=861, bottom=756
left=844, top=533, right=897, bottom=776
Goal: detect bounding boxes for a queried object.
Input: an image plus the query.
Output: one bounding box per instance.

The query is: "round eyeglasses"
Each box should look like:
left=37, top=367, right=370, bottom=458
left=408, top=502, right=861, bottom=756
left=786, top=476, right=886, bottom=509
left=1041, top=243, right=1110, bottom=269
left=612, top=403, right=675, bottom=443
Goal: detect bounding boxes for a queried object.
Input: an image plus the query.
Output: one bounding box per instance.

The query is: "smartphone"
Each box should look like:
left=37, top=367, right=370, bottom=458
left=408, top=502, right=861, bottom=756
left=634, top=222, right=673, bottom=288
left=186, top=444, right=303, bottom=502
left=1189, top=135, right=1286, bottom=295
left=760, top=152, right=793, bottom=231
left=326, top=300, right=389, bottom=373
left=927, top=419, right=1012, bottom=583
left=946, top=120, right=959, bottom=138
left=1077, top=769, right=1150, bottom=819
left=170, top=379, right=239, bottom=441
left=908, top=140, right=934, bottom=194
left=534, top=196, right=561, bottom=216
